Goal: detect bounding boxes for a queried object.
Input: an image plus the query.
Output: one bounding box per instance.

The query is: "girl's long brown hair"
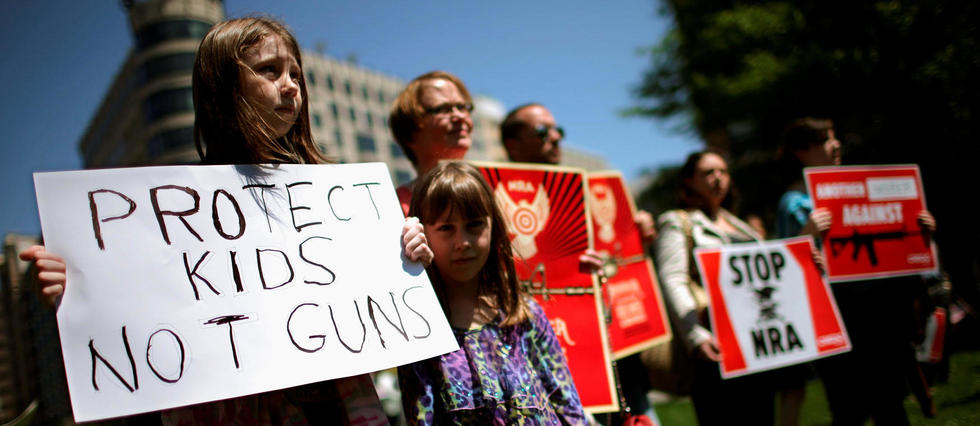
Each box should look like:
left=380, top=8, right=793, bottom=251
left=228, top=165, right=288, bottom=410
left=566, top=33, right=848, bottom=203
left=193, top=17, right=325, bottom=165
left=409, top=161, right=530, bottom=327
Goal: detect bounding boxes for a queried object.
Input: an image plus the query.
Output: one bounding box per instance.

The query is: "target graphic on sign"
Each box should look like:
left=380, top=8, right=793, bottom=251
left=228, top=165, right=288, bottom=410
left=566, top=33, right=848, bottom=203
left=494, top=183, right=550, bottom=258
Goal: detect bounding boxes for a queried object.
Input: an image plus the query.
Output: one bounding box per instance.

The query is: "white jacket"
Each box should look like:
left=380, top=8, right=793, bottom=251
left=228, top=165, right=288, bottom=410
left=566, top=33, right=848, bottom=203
left=653, top=208, right=763, bottom=352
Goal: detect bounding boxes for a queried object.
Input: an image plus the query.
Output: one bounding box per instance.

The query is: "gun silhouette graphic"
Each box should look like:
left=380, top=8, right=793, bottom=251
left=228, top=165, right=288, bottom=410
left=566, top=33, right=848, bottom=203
left=828, top=228, right=915, bottom=266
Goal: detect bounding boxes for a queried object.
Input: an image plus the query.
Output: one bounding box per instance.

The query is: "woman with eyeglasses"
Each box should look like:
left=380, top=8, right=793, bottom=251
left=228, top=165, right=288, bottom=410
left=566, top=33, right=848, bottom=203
left=389, top=71, right=475, bottom=215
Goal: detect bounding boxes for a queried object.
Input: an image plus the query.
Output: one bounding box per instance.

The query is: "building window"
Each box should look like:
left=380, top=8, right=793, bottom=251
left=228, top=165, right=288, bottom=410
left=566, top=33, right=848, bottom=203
left=377, top=90, right=385, bottom=104
left=327, top=75, right=335, bottom=90
left=138, top=52, right=195, bottom=84
left=334, top=129, right=344, bottom=149
left=361, top=85, right=369, bottom=100
left=331, top=103, right=339, bottom=120
left=349, top=107, right=357, bottom=123
left=365, top=111, right=373, bottom=128
left=344, top=81, right=352, bottom=96
left=148, top=126, right=193, bottom=157
left=135, top=19, right=212, bottom=49
left=306, top=71, right=316, bottom=86
left=312, top=113, right=323, bottom=128
left=395, top=169, right=414, bottom=185
left=142, top=87, right=193, bottom=122
left=356, top=134, right=376, bottom=152
left=390, top=142, right=404, bottom=158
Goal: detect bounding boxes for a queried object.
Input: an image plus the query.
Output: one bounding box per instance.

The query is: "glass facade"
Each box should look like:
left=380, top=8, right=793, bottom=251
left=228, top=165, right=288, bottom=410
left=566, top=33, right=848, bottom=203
left=138, top=52, right=195, bottom=84
left=135, top=19, right=212, bottom=49
left=142, top=87, right=193, bottom=122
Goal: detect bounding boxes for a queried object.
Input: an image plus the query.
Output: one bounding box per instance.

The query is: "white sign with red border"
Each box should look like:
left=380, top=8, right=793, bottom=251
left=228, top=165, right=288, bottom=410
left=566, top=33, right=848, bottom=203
left=694, top=237, right=851, bottom=378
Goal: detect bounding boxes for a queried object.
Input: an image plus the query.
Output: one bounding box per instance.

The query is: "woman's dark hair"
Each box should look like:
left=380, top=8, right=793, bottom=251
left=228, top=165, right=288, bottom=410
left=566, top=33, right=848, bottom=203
left=777, top=117, right=835, bottom=185
left=678, top=150, right=734, bottom=210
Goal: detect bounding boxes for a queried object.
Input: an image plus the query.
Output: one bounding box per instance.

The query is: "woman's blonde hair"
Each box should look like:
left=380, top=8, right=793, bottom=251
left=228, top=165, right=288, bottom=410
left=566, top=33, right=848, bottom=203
left=389, top=71, right=472, bottom=166
left=409, top=161, right=529, bottom=326
left=193, top=16, right=325, bottom=165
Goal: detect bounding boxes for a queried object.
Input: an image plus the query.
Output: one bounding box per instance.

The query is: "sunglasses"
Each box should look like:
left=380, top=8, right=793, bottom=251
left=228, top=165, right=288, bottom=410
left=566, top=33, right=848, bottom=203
left=423, top=102, right=474, bottom=116
left=533, top=124, right=565, bottom=141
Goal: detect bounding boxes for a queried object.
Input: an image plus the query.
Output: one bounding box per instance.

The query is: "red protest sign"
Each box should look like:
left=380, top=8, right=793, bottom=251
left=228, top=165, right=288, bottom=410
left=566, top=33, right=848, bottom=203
left=474, top=162, right=618, bottom=413
left=805, top=165, right=937, bottom=282
left=695, top=237, right=851, bottom=379
left=587, top=172, right=670, bottom=358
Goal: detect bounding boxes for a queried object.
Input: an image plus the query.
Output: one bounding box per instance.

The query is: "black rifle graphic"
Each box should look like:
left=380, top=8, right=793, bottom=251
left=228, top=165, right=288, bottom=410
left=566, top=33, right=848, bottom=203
left=828, top=228, right=916, bottom=266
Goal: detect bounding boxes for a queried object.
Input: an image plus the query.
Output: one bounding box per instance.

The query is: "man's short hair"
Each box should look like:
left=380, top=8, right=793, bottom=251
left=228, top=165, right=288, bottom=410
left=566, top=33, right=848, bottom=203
left=499, top=102, right=544, bottom=142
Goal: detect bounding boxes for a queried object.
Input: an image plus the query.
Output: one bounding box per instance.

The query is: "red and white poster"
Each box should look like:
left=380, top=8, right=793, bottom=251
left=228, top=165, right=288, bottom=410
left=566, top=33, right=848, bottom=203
left=474, top=162, right=618, bottom=413
left=805, top=165, right=937, bottom=282
left=694, top=237, right=851, bottom=379
left=587, top=171, right=670, bottom=359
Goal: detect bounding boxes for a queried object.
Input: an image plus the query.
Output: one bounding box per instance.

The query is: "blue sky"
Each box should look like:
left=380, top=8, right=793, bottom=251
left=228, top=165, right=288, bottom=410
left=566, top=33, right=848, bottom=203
left=0, top=0, right=700, bottom=236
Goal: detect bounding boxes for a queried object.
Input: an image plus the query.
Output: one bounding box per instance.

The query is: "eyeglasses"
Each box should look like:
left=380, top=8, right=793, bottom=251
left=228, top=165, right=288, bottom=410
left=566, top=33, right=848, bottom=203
left=534, top=124, right=565, bottom=141
left=423, top=102, right=474, bottom=116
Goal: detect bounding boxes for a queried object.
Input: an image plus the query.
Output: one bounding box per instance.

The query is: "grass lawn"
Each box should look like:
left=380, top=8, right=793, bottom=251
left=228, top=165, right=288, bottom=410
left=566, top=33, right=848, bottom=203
left=652, top=349, right=980, bottom=425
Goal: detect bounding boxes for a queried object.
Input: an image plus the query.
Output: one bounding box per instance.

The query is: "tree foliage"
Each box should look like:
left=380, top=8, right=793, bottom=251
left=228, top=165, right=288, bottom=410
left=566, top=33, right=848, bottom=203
left=633, top=0, right=980, bottom=295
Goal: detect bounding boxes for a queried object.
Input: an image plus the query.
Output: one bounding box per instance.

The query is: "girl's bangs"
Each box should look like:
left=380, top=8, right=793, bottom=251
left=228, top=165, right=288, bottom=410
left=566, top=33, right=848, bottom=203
left=420, top=171, right=493, bottom=222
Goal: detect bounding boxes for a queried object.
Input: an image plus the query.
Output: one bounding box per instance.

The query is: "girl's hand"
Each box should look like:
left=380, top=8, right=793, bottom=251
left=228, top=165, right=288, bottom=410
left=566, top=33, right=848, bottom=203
left=801, top=208, right=832, bottom=239
left=18, top=245, right=66, bottom=308
left=402, top=217, right=433, bottom=267
left=634, top=210, right=657, bottom=243
left=696, top=339, right=723, bottom=362
left=918, top=210, right=936, bottom=243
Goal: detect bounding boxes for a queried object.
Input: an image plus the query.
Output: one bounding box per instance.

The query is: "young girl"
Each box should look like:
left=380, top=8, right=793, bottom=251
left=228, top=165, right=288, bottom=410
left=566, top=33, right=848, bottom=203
left=399, top=161, right=587, bottom=425
left=21, top=16, right=433, bottom=425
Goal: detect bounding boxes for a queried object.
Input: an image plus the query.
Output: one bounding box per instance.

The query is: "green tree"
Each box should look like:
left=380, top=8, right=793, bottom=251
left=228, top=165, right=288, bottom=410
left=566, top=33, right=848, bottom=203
left=633, top=0, right=980, bottom=298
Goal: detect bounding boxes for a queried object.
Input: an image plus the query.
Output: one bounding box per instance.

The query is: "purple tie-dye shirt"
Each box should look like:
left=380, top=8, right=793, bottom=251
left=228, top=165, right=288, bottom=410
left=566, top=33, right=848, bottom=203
left=398, top=298, right=587, bottom=425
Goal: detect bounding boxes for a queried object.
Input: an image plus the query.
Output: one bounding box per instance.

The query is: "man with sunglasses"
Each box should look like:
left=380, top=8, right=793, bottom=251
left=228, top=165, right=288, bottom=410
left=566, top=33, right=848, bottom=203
left=500, top=103, right=565, bottom=165
left=499, top=102, right=656, bottom=241
left=500, top=102, right=660, bottom=426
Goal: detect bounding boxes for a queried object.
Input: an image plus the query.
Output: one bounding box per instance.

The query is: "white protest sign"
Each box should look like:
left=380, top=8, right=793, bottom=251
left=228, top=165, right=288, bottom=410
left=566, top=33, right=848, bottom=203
left=694, top=237, right=851, bottom=379
left=33, top=163, right=457, bottom=422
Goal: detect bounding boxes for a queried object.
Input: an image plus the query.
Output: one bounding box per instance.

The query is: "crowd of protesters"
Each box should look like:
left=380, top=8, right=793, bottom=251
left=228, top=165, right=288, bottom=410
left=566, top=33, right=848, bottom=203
left=20, top=14, right=956, bottom=426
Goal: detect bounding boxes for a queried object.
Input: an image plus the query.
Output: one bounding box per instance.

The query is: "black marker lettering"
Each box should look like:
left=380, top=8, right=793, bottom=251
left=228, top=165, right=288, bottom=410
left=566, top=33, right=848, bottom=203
left=150, top=185, right=203, bottom=245
left=204, top=315, right=250, bottom=369
left=89, top=326, right=138, bottom=392
left=402, top=286, right=431, bottom=339
left=256, top=248, right=294, bottom=290
left=146, top=328, right=185, bottom=384
left=88, top=189, right=137, bottom=250
left=287, top=303, right=326, bottom=353
left=329, top=301, right=367, bottom=353
left=230, top=251, right=245, bottom=293
left=299, top=236, right=336, bottom=286
left=183, top=251, right=219, bottom=300
left=212, top=189, right=246, bottom=240
left=367, top=293, right=409, bottom=348
left=243, top=183, right=276, bottom=233
left=286, top=181, right=322, bottom=232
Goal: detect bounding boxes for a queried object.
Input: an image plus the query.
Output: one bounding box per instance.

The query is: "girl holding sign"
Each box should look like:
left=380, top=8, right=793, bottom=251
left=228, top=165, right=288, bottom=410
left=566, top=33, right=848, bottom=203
left=22, top=16, right=433, bottom=425
left=398, top=161, right=587, bottom=425
left=653, top=150, right=779, bottom=425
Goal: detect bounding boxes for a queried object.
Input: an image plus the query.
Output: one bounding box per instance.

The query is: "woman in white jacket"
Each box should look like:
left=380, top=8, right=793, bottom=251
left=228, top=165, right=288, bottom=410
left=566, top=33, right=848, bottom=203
left=654, top=150, right=774, bottom=425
